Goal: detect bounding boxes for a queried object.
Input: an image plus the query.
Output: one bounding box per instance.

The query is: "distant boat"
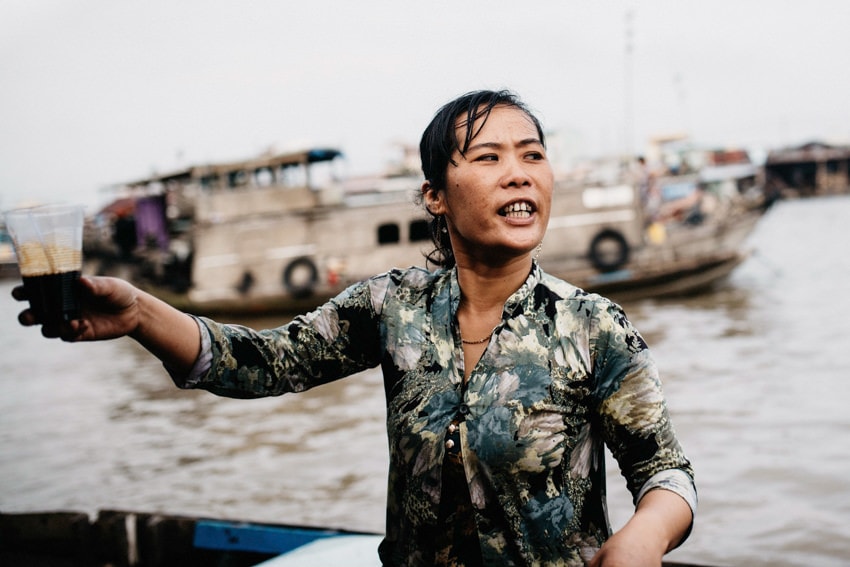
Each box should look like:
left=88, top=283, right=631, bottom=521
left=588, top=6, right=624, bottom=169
left=764, top=141, right=850, bottom=197
left=83, top=147, right=769, bottom=315
left=0, top=225, right=20, bottom=280
left=560, top=162, right=767, bottom=303
left=0, top=509, right=718, bottom=567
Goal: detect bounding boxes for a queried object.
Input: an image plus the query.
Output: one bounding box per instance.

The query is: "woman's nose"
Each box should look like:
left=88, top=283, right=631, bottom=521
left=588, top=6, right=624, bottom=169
left=501, top=157, right=532, bottom=188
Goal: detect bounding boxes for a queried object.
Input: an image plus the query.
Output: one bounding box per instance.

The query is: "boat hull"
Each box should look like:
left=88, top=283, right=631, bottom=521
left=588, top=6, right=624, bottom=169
left=0, top=509, right=719, bottom=567
left=122, top=248, right=752, bottom=316
left=0, top=262, right=20, bottom=280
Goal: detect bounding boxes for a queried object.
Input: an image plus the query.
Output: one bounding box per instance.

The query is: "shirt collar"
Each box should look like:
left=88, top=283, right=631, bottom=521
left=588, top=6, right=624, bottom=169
left=503, top=260, right=542, bottom=315
left=447, top=261, right=542, bottom=319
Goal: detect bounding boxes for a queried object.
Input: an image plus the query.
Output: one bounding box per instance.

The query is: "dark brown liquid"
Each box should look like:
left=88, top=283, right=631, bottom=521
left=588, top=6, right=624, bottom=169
left=22, top=271, right=82, bottom=326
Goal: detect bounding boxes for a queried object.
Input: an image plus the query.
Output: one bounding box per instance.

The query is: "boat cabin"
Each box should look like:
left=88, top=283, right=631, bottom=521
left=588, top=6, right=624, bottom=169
left=764, top=141, right=850, bottom=197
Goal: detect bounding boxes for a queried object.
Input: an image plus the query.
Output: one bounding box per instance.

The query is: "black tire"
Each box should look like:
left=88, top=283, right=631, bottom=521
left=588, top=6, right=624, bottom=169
left=588, top=229, right=630, bottom=272
left=282, top=257, right=318, bottom=298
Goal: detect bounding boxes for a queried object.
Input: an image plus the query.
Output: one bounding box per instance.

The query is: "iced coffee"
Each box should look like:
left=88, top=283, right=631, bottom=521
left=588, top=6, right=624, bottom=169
left=4, top=204, right=85, bottom=326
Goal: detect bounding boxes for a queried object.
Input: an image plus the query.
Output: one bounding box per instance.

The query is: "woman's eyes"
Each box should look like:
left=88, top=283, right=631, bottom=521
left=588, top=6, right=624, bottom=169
left=473, top=151, right=545, bottom=162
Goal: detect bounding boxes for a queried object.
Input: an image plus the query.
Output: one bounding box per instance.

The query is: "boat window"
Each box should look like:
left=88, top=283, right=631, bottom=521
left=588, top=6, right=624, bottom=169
left=255, top=167, right=274, bottom=187
left=306, top=159, right=342, bottom=191
left=378, top=223, right=400, bottom=244
left=279, top=165, right=307, bottom=188
left=409, top=219, right=430, bottom=242
left=201, top=175, right=219, bottom=190
left=228, top=170, right=248, bottom=188
left=660, top=180, right=697, bottom=201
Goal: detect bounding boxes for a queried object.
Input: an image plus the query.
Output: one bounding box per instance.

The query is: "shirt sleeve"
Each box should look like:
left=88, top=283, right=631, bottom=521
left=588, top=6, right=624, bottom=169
left=636, top=469, right=698, bottom=515
left=166, top=278, right=384, bottom=399
left=591, top=298, right=696, bottom=526
left=163, top=314, right=213, bottom=388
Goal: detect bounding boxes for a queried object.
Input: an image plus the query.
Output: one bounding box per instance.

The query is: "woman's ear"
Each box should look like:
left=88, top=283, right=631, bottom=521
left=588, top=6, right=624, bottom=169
left=422, top=181, right=445, bottom=215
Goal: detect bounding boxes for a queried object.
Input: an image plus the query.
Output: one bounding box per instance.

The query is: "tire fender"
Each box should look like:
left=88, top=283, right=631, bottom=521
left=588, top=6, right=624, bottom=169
left=588, top=229, right=630, bottom=272
left=282, top=257, right=318, bottom=298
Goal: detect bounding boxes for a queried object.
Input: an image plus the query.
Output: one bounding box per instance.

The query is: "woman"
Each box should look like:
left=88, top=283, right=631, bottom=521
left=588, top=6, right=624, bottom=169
left=14, top=90, right=695, bottom=566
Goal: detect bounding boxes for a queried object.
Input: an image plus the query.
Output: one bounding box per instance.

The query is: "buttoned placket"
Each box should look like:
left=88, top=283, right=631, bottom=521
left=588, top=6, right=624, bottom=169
left=442, top=264, right=529, bottom=460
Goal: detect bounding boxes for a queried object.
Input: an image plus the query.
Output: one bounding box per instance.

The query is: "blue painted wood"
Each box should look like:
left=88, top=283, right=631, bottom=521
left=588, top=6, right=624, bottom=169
left=193, top=520, right=348, bottom=554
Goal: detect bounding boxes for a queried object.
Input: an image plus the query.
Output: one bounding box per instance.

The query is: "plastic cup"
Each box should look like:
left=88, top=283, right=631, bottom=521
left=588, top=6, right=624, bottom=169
left=4, top=204, right=85, bottom=326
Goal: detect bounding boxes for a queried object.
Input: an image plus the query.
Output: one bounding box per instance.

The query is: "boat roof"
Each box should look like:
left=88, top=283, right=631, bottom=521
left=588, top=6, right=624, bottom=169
left=123, top=147, right=344, bottom=188
left=766, top=141, right=850, bottom=165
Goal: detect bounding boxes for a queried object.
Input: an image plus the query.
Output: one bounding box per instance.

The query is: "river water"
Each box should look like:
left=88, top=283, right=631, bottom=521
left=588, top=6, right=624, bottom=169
left=1, top=195, right=849, bottom=566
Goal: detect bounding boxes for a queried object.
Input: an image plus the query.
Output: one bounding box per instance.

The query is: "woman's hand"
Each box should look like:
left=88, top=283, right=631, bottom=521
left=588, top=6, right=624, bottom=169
left=13, top=275, right=202, bottom=375
left=14, top=276, right=142, bottom=342
left=588, top=520, right=665, bottom=567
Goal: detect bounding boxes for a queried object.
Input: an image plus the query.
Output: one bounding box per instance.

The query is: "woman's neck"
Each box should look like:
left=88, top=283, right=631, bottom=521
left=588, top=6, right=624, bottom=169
left=455, top=254, right=532, bottom=312
left=454, top=255, right=532, bottom=382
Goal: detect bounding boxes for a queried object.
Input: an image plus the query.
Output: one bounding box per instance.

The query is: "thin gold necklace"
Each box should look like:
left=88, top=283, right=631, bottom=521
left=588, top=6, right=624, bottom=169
left=461, top=329, right=495, bottom=345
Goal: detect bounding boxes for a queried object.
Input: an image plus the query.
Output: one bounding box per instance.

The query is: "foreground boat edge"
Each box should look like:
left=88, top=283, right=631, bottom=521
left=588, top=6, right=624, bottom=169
left=0, top=509, right=724, bottom=567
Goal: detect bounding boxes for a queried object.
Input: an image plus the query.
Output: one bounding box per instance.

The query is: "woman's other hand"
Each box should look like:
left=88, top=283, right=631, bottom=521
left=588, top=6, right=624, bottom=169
left=588, top=488, right=692, bottom=567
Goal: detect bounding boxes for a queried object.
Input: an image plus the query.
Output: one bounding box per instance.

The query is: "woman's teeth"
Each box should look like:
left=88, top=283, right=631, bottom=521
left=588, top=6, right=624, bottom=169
left=501, top=201, right=533, bottom=218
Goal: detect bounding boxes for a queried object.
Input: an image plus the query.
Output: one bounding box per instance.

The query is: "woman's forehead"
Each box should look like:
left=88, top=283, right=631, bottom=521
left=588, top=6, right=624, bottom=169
left=454, top=105, right=539, bottom=145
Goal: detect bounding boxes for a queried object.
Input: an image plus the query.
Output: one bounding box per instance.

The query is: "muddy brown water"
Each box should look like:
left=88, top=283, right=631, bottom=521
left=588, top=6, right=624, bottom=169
left=2, top=195, right=848, bottom=566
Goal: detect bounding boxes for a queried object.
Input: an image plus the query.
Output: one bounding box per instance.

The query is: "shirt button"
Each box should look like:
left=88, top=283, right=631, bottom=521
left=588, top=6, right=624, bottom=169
left=445, top=439, right=455, bottom=449
left=458, top=403, right=470, bottom=415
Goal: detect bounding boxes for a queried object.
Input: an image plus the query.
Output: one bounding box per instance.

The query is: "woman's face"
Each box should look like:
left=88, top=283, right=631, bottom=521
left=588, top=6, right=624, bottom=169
left=426, top=105, right=553, bottom=265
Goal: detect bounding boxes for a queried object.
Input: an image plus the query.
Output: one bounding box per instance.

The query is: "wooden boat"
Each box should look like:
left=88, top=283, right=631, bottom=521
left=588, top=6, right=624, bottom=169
left=83, top=147, right=768, bottom=315
left=534, top=169, right=765, bottom=304
left=0, top=509, right=719, bottom=566
left=0, top=226, right=20, bottom=280
left=764, top=141, right=850, bottom=197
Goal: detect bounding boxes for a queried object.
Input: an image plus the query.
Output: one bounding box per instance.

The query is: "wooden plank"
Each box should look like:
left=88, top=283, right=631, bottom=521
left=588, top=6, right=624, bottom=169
left=193, top=520, right=355, bottom=555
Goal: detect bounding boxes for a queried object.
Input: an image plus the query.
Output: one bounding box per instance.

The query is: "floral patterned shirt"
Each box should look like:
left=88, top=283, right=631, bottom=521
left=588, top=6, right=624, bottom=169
left=178, top=263, right=696, bottom=566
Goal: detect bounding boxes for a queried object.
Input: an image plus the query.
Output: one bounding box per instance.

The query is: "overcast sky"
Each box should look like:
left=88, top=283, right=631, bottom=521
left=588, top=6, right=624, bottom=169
left=2, top=0, right=849, bottom=210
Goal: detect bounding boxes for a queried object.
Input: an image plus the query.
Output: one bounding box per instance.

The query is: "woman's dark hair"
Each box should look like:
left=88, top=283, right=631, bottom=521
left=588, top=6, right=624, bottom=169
left=418, top=89, right=546, bottom=268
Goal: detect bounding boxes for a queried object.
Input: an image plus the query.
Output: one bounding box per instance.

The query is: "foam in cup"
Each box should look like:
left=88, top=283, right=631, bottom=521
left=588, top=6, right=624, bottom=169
left=15, top=242, right=83, bottom=276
